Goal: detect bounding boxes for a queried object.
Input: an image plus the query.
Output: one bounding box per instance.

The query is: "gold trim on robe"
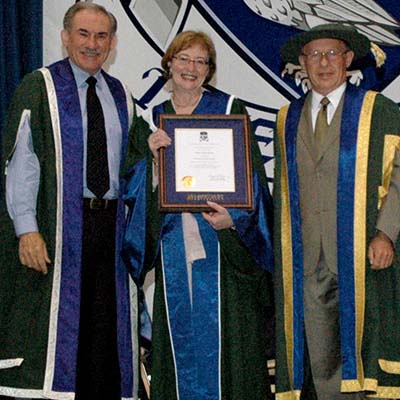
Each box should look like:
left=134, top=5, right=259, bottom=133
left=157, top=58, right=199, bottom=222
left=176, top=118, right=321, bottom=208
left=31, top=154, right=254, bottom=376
left=277, top=105, right=296, bottom=389
left=378, top=135, right=400, bottom=209
left=352, top=90, right=378, bottom=389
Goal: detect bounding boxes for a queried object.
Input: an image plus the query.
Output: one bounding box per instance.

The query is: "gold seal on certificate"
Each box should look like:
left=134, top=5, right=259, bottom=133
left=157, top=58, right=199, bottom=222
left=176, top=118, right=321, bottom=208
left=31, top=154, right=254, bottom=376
left=181, top=176, right=196, bottom=188
left=159, top=114, right=253, bottom=212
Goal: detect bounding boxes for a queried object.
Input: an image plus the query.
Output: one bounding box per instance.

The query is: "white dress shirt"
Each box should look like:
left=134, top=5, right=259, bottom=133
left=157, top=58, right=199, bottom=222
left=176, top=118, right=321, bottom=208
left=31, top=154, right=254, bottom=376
left=6, top=60, right=122, bottom=236
left=310, top=82, right=346, bottom=130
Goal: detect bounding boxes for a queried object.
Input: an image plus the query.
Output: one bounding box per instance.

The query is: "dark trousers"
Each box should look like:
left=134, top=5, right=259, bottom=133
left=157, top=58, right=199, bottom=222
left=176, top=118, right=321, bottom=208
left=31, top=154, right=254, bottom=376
left=75, top=202, right=121, bottom=399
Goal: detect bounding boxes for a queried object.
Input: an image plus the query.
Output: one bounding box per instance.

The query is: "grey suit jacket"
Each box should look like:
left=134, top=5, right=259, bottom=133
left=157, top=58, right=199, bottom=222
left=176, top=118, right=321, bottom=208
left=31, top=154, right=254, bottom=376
left=297, top=94, right=344, bottom=276
left=297, top=92, right=400, bottom=276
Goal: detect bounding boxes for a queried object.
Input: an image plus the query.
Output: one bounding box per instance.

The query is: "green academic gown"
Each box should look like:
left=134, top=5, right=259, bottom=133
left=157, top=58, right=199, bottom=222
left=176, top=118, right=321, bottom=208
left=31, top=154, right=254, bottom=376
left=0, top=59, right=138, bottom=399
left=274, top=87, right=400, bottom=399
left=123, top=92, right=275, bottom=400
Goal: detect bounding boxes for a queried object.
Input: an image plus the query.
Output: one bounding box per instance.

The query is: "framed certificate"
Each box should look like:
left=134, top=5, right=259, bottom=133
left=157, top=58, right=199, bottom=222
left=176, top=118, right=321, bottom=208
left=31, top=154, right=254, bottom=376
left=158, top=114, right=253, bottom=212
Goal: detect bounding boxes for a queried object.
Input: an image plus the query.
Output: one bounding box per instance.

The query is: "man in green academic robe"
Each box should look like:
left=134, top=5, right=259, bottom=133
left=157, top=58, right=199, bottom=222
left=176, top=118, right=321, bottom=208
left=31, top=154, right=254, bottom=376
left=274, top=23, right=400, bottom=399
left=0, top=3, right=139, bottom=399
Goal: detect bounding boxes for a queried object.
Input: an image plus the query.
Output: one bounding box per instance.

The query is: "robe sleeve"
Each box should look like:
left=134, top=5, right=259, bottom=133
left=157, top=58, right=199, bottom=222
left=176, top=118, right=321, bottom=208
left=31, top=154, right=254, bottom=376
left=219, top=98, right=274, bottom=272
left=122, top=114, right=162, bottom=284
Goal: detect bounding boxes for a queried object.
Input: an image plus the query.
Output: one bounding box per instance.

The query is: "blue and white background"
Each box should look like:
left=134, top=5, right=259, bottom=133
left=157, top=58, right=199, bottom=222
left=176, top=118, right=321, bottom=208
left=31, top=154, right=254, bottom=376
left=1, top=0, right=400, bottom=182
left=41, top=0, right=400, bottom=184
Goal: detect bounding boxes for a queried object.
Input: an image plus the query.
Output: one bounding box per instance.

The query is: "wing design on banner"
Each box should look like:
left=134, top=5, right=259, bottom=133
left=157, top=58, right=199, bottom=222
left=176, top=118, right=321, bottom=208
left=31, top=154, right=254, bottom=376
left=242, top=0, right=400, bottom=91
left=49, top=0, right=399, bottom=180
left=118, top=0, right=400, bottom=181
left=243, top=0, right=400, bottom=45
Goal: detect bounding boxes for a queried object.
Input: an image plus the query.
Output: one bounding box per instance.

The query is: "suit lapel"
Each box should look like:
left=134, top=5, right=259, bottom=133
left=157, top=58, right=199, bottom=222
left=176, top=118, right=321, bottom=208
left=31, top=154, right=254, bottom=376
left=298, top=95, right=317, bottom=162
left=316, top=94, right=345, bottom=163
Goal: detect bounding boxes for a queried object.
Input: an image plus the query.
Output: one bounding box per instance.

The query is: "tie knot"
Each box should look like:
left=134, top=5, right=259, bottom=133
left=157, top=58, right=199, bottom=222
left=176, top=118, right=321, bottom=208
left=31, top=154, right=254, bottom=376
left=320, top=97, right=330, bottom=108
left=86, top=76, right=97, bottom=87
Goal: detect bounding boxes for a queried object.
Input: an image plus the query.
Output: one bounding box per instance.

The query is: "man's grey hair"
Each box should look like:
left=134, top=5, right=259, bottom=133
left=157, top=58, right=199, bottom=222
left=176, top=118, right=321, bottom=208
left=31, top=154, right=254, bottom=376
left=63, top=2, right=117, bottom=35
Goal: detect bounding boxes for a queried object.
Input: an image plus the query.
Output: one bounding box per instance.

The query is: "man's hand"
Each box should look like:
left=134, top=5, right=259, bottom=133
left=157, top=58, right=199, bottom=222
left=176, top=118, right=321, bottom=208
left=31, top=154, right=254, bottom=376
left=368, top=231, right=394, bottom=270
left=19, top=232, right=51, bottom=274
left=202, top=201, right=234, bottom=231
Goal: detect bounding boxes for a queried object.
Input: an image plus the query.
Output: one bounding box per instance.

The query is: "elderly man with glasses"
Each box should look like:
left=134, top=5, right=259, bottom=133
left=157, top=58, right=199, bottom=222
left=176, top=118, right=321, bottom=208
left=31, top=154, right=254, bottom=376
left=274, top=23, right=400, bottom=399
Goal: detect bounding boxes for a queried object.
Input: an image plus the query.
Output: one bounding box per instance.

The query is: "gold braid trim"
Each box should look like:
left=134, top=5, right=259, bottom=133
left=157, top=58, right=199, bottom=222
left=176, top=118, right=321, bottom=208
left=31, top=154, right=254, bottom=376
left=379, top=358, right=400, bottom=374
left=378, top=135, right=400, bottom=209
left=341, top=378, right=378, bottom=392
left=341, top=378, right=400, bottom=398
left=340, top=377, right=400, bottom=398
left=367, top=386, right=400, bottom=398
left=371, top=43, right=386, bottom=68
left=341, top=379, right=366, bottom=392
left=353, top=90, right=378, bottom=385
left=276, top=390, right=301, bottom=400
left=277, top=105, right=297, bottom=391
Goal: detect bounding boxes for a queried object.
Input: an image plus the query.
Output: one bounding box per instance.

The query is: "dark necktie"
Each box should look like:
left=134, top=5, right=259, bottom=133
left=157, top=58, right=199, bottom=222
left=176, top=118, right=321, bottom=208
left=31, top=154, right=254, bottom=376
left=86, top=76, right=110, bottom=199
left=314, top=97, right=330, bottom=153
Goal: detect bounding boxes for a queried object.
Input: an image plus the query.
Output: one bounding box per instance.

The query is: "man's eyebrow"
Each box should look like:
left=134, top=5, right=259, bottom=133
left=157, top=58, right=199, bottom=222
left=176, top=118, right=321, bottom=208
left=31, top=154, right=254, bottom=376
left=76, top=28, right=109, bottom=35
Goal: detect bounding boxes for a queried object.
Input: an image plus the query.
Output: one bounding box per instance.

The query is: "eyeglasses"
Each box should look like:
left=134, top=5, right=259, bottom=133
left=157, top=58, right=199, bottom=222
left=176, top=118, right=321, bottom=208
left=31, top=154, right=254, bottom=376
left=172, top=55, right=209, bottom=68
left=301, top=49, right=349, bottom=63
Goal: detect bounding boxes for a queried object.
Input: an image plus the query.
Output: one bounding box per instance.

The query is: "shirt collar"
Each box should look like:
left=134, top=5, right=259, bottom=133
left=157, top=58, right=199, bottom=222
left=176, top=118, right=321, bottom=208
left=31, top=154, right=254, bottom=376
left=68, top=59, right=104, bottom=89
left=311, top=82, right=346, bottom=111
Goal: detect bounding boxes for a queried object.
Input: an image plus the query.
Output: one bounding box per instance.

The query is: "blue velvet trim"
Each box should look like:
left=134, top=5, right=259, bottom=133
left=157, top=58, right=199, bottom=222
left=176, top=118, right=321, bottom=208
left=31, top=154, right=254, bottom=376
left=192, top=214, right=220, bottom=399
left=138, top=91, right=231, bottom=399
left=49, top=59, right=135, bottom=395
left=115, top=247, right=134, bottom=398
left=337, top=86, right=366, bottom=380
left=122, top=158, right=148, bottom=283
left=154, top=91, right=230, bottom=118
left=283, top=87, right=369, bottom=388
left=229, top=172, right=274, bottom=272
left=162, top=213, right=220, bottom=400
left=195, top=91, right=230, bottom=114
left=105, top=72, right=135, bottom=397
left=49, top=59, right=84, bottom=392
left=284, top=96, right=307, bottom=390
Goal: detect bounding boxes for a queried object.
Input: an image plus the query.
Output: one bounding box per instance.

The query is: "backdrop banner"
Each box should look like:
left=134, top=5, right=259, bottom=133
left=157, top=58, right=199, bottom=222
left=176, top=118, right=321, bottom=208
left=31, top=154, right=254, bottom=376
left=41, top=0, right=400, bottom=183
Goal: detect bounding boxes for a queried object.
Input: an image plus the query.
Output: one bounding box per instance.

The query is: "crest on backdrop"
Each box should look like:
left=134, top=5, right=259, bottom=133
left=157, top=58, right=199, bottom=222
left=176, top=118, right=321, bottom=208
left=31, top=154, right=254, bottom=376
left=47, top=0, right=400, bottom=181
